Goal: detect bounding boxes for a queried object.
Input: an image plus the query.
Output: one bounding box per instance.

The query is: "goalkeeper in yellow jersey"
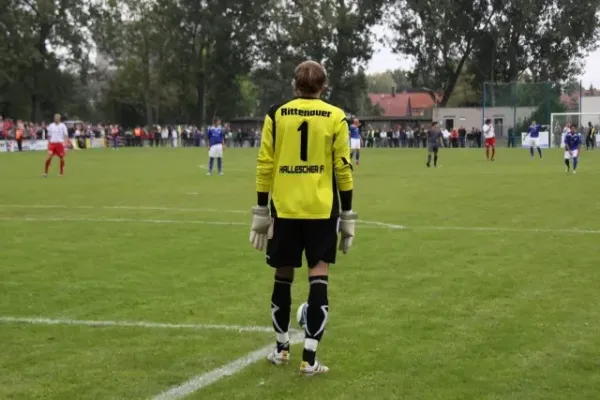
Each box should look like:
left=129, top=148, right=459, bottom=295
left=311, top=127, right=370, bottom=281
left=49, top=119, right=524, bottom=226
left=249, top=60, right=357, bottom=376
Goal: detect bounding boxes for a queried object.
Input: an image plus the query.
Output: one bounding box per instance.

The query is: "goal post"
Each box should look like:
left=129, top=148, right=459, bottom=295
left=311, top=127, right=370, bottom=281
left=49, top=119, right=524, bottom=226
left=551, top=112, right=600, bottom=148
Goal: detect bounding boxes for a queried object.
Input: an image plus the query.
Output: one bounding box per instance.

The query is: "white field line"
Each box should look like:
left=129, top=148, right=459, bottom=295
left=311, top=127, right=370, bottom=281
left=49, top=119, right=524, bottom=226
left=151, top=332, right=304, bottom=400
left=358, top=219, right=600, bottom=234
left=0, top=315, right=304, bottom=399
left=3, top=204, right=600, bottom=234
left=0, top=204, right=248, bottom=214
left=0, top=216, right=246, bottom=226
left=0, top=316, right=283, bottom=333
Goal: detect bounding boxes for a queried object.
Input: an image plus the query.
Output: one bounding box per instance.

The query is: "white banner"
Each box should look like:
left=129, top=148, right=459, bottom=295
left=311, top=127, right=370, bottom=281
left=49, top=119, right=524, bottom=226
left=90, top=138, right=106, bottom=148
left=0, top=140, right=49, bottom=152
left=0, top=138, right=107, bottom=152
left=521, top=131, right=550, bottom=148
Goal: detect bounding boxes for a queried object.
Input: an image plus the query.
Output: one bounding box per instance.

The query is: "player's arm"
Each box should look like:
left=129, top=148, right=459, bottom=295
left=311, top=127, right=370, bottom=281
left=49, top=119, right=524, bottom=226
left=62, top=124, right=69, bottom=146
left=256, top=110, right=276, bottom=206
left=332, top=115, right=354, bottom=211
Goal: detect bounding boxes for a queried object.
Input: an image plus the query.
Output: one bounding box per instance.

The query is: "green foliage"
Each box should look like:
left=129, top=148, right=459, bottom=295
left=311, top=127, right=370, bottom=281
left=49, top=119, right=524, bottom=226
left=389, top=0, right=496, bottom=106
left=446, top=69, right=480, bottom=107
left=92, top=0, right=272, bottom=125
left=484, top=82, right=556, bottom=108
left=3, top=0, right=599, bottom=123
left=468, top=0, right=600, bottom=95
left=0, top=0, right=97, bottom=120
left=253, top=0, right=387, bottom=116
left=516, top=96, right=567, bottom=133
left=367, top=69, right=411, bottom=93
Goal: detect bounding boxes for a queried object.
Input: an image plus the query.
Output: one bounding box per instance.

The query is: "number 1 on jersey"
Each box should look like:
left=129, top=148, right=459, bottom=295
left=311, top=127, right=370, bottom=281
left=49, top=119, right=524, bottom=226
left=297, top=121, right=308, bottom=162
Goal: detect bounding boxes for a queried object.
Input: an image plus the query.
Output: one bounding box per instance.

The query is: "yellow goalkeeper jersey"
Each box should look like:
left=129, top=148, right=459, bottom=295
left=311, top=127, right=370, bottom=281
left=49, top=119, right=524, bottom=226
left=256, top=97, right=353, bottom=219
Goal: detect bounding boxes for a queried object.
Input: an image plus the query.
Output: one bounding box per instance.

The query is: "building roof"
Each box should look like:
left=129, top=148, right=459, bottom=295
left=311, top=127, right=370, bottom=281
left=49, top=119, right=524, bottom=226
left=560, top=89, right=599, bottom=109
left=368, top=91, right=436, bottom=117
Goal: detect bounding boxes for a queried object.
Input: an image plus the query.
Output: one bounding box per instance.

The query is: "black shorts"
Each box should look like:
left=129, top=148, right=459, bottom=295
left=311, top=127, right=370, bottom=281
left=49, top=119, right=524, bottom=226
left=266, top=218, right=339, bottom=268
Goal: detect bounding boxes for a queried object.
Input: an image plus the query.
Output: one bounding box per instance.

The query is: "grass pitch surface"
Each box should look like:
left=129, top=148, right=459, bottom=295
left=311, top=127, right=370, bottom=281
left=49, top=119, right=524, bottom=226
left=1, top=147, right=599, bottom=399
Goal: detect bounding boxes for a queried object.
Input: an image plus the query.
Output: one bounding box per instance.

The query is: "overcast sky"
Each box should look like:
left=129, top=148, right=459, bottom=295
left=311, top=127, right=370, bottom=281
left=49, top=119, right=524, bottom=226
left=366, top=28, right=600, bottom=88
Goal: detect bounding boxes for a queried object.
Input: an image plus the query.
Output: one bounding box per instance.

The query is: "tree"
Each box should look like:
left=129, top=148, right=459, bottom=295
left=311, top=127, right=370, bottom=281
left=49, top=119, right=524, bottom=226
left=388, top=69, right=411, bottom=91
left=388, top=0, right=496, bottom=106
left=92, top=0, right=270, bottom=125
left=445, top=69, right=480, bottom=107
left=502, top=0, right=599, bottom=83
left=92, top=0, right=176, bottom=126
left=367, top=72, right=398, bottom=93
left=468, top=1, right=600, bottom=95
left=253, top=0, right=388, bottom=115
left=0, top=0, right=98, bottom=120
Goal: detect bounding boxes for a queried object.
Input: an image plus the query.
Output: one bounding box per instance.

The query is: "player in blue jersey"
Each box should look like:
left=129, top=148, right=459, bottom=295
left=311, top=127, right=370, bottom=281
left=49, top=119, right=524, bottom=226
left=206, top=118, right=225, bottom=175
left=524, top=121, right=544, bottom=159
left=349, top=119, right=362, bottom=165
left=564, top=124, right=582, bottom=174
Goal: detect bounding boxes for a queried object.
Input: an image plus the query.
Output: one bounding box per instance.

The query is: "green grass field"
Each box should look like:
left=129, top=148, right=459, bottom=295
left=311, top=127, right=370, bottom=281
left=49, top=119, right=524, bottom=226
left=1, top=146, right=600, bottom=400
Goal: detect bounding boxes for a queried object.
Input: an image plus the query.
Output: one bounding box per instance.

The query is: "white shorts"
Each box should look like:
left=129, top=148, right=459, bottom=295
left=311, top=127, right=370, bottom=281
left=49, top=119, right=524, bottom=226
left=527, top=137, right=540, bottom=147
left=208, top=144, right=223, bottom=158
left=564, top=149, right=579, bottom=159
left=350, top=138, right=361, bottom=150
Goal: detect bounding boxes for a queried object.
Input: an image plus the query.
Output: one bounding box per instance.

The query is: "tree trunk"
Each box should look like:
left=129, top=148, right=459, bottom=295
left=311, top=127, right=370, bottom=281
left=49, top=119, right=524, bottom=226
left=195, top=45, right=206, bottom=125
left=31, top=25, right=50, bottom=121
left=142, top=35, right=153, bottom=128
left=439, top=45, right=472, bottom=107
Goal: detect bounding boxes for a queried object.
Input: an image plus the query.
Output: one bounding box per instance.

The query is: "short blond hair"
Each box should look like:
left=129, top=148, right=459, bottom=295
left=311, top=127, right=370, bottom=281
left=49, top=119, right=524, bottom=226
left=294, top=61, right=327, bottom=96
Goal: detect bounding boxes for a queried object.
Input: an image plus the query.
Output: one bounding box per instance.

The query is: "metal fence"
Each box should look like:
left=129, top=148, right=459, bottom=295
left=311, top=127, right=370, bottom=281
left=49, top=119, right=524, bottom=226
left=482, top=81, right=554, bottom=137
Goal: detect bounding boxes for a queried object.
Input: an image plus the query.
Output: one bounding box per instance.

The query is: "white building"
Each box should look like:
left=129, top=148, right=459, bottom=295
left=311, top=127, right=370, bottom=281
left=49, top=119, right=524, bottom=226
left=433, top=106, right=537, bottom=136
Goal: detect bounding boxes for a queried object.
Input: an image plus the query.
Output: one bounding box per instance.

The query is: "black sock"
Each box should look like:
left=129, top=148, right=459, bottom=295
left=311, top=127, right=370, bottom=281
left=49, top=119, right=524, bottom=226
left=271, top=277, right=292, bottom=351
left=303, top=276, right=329, bottom=365
left=565, top=159, right=570, bottom=169
left=434, top=155, right=438, bottom=166
left=426, top=154, right=431, bottom=165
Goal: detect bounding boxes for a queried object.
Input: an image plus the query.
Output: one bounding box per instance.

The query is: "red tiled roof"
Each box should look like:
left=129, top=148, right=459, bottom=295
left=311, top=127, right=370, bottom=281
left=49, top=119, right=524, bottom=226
left=368, top=92, right=436, bottom=117
left=560, top=89, right=599, bottom=108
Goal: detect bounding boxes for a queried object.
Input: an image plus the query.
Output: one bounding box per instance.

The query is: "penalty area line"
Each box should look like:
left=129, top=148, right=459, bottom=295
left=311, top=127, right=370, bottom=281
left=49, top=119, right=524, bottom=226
left=3, top=205, right=599, bottom=235
left=0, top=216, right=247, bottom=226
left=0, top=204, right=248, bottom=214
left=358, top=220, right=600, bottom=235
left=150, top=332, right=304, bottom=400
left=0, top=316, right=283, bottom=334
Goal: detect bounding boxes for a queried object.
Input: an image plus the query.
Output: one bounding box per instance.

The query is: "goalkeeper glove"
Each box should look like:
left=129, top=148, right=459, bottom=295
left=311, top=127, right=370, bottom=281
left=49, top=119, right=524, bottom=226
left=338, top=210, right=358, bottom=254
left=249, top=205, right=272, bottom=251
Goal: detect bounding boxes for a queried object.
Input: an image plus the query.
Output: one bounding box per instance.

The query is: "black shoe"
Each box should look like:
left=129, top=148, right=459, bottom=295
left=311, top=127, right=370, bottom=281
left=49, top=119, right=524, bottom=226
left=426, top=163, right=430, bottom=168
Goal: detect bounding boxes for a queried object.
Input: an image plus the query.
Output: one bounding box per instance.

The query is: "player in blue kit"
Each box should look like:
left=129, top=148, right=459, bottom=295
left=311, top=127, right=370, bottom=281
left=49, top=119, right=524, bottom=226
left=524, top=121, right=544, bottom=159
left=349, top=119, right=362, bottom=165
left=206, top=118, right=225, bottom=176
left=564, top=124, right=582, bottom=174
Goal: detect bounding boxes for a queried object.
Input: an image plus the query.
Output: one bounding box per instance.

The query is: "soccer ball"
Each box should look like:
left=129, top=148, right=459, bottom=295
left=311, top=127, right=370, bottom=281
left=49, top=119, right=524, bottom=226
left=296, top=302, right=308, bottom=329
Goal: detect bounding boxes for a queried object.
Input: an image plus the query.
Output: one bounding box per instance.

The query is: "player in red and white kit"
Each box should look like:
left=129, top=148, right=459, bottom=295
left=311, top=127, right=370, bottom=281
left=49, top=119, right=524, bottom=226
left=482, top=118, right=496, bottom=161
left=44, top=113, right=69, bottom=177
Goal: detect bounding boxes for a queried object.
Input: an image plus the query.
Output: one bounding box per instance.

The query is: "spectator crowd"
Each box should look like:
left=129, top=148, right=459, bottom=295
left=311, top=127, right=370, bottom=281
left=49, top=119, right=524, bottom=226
left=11, top=115, right=596, bottom=152
left=0, top=115, right=263, bottom=151
left=360, top=125, right=484, bottom=148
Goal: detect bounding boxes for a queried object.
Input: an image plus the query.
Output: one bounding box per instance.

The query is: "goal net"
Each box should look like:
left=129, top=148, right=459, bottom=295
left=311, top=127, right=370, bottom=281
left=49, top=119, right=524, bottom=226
left=551, top=112, right=600, bottom=148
